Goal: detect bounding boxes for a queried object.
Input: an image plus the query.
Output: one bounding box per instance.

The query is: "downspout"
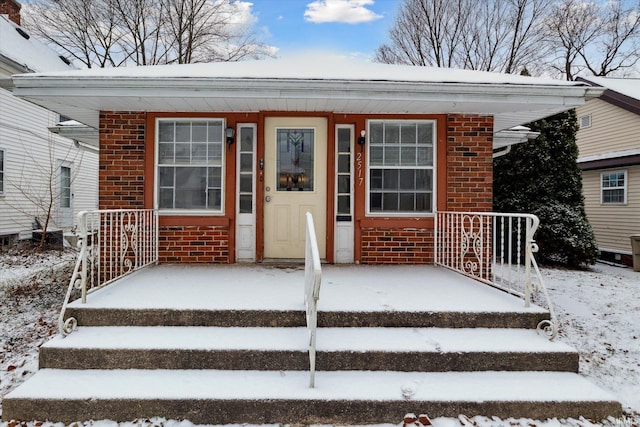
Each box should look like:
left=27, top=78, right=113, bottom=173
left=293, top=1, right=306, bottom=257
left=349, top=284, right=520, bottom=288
left=493, top=145, right=512, bottom=158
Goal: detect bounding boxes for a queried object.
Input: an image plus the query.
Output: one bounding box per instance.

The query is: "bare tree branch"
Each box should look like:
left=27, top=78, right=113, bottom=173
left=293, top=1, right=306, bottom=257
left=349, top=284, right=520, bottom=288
left=22, top=0, right=274, bottom=68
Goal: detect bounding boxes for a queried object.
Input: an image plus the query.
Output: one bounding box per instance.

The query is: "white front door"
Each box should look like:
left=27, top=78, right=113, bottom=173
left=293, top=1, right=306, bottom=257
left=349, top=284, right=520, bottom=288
left=263, top=117, right=327, bottom=259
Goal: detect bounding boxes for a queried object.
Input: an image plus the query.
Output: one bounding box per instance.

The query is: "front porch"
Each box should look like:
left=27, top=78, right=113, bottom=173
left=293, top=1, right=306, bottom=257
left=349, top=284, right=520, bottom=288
left=3, top=263, right=622, bottom=423
left=64, top=263, right=544, bottom=315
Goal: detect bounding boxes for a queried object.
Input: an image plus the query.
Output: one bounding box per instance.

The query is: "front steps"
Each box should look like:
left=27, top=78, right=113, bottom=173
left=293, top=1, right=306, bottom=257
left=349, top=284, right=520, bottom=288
left=38, top=326, right=579, bottom=372
left=2, top=265, right=622, bottom=423
left=5, top=370, right=620, bottom=424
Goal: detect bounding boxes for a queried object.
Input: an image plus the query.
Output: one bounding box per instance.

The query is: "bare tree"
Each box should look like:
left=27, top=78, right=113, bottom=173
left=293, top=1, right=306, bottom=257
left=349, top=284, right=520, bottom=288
left=546, top=0, right=640, bottom=80
left=376, top=0, right=552, bottom=74
left=375, top=0, right=470, bottom=67
left=22, top=0, right=274, bottom=68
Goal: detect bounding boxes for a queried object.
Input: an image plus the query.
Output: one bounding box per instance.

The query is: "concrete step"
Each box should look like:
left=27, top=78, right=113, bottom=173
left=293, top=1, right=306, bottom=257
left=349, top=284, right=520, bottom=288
left=3, top=369, right=621, bottom=423
left=39, top=326, right=579, bottom=372
left=64, top=307, right=549, bottom=329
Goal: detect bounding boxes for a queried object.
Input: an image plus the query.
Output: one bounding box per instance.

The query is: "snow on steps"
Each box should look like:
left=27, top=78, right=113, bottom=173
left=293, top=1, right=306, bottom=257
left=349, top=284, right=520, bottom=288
left=38, top=326, right=580, bottom=372
left=4, top=369, right=620, bottom=423
left=1, top=265, right=623, bottom=423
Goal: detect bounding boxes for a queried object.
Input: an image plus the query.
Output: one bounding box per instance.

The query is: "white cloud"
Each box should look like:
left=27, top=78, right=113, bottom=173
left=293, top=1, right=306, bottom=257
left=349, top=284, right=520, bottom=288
left=304, top=0, right=383, bottom=24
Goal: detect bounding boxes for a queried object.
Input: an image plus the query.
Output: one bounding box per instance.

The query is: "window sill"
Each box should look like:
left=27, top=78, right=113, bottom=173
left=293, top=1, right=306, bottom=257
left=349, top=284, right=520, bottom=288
left=359, top=217, right=435, bottom=229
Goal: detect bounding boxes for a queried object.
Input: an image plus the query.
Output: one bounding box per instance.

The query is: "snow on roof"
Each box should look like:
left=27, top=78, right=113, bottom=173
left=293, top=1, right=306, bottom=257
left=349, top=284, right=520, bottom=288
left=0, top=15, right=75, bottom=74
left=20, top=53, right=584, bottom=88
left=579, top=76, right=640, bottom=101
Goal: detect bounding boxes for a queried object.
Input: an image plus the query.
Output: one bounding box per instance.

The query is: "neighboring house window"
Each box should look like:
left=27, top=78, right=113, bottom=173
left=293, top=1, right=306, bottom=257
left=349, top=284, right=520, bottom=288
left=579, top=114, right=591, bottom=129
left=0, top=149, right=4, bottom=195
left=60, top=165, right=71, bottom=208
left=601, top=170, right=627, bottom=204
left=367, top=120, right=435, bottom=215
left=157, top=119, right=224, bottom=212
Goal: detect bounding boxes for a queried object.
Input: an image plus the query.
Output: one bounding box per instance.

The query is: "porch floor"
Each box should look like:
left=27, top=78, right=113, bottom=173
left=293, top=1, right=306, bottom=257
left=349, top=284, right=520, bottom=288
left=69, top=264, right=547, bottom=314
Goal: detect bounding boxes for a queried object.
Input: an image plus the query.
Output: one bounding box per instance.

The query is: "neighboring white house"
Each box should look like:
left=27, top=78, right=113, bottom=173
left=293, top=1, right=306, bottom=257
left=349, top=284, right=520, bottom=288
left=0, top=4, right=98, bottom=246
left=576, top=76, right=640, bottom=266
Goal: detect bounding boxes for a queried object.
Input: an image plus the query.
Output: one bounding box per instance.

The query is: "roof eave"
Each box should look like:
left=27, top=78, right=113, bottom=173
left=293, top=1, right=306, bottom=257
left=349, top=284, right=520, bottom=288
left=12, top=75, right=605, bottom=131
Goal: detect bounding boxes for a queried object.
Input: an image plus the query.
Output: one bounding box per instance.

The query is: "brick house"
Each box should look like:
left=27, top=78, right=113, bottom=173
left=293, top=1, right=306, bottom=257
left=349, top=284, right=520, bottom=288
left=9, top=58, right=603, bottom=264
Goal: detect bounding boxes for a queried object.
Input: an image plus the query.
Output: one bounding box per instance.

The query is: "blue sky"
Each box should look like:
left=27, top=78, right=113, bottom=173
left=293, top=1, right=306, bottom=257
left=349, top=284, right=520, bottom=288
left=248, top=0, right=399, bottom=59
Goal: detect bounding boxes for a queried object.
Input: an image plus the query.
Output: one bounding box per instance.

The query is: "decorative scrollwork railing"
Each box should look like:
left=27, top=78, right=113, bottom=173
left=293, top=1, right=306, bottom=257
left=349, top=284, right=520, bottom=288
left=304, top=212, right=322, bottom=388
left=435, top=211, right=558, bottom=340
left=58, top=209, right=159, bottom=336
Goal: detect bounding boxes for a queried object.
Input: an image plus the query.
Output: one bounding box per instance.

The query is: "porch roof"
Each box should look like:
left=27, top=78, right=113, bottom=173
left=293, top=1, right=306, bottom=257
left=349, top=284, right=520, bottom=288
left=9, top=55, right=604, bottom=134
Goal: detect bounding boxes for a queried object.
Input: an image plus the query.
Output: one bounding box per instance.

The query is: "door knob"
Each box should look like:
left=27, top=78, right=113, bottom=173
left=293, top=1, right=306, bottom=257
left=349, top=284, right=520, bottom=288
left=265, top=196, right=271, bottom=202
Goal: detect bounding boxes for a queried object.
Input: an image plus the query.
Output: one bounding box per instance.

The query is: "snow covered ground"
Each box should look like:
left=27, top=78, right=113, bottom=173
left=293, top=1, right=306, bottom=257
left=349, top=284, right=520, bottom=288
left=0, top=249, right=638, bottom=427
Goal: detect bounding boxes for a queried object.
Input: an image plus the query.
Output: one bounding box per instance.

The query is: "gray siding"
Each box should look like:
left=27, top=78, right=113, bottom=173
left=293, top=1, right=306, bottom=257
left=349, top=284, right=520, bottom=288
left=0, top=88, right=98, bottom=239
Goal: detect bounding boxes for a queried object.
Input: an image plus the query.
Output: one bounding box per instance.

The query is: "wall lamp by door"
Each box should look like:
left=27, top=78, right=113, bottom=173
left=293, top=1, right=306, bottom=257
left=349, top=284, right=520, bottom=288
left=357, top=130, right=366, bottom=145
left=225, top=126, right=235, bottom=147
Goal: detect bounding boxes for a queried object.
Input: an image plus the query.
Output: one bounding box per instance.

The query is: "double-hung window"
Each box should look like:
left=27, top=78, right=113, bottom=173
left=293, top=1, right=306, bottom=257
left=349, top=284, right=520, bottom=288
left=601, top=170, right=627, bottom=204
left=157, top=119, right=224, bottom=212
left=367, top=120, right=435, bottom=215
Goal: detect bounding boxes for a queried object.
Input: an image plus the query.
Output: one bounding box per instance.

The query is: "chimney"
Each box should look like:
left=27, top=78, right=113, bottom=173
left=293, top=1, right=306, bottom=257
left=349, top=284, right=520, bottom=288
left=0, top=0, right=21, bottom=25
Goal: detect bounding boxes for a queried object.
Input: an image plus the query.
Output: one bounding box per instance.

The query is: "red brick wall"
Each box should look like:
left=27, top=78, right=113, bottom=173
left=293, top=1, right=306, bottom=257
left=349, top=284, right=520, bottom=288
left=99, top=111, right=231, bottom=264
left=446, top=114, right=494, bottom=212
left=99, top=111, right=493, bottom=265
left=159, top=226, right=229, bottom=263
left=0, top=0, right=21, bottom=25
left=360, top=228, right=433, bottom=264
left=358, top=114, right=493, bottom=265
left=99, top=112, right=146, bottom=209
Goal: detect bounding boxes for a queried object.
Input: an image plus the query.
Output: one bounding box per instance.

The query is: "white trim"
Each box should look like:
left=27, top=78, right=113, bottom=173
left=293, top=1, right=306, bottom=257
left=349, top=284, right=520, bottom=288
left=600, top=169, right=628, bottom=205
left=56, top=159, right=73, bottom=228
left=334, top=124, right=354, bottom=263
left=154, top=117, right=226, bottom=215
left=599, top=246, right=632, bottom=256
left=365, top=119, right=436, bottom=217
left=12, top=68, right=605, bottom=133
left=578, top=148, right=640, bottom=164
left=235, top=123, right=257, bottom=262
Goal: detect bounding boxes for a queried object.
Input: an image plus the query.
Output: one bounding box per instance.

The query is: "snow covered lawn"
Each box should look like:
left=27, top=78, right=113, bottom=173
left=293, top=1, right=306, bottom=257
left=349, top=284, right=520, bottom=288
left=0, top=249, right=638, bottom=427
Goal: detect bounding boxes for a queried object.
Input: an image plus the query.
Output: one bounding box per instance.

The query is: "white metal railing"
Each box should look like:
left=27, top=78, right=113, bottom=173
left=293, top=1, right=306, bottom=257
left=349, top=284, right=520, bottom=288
left=59, top=209, right=159, bottom=336
left=435, top=211, right=558, bottom=340
left=304, top=212, right=322, bottom=388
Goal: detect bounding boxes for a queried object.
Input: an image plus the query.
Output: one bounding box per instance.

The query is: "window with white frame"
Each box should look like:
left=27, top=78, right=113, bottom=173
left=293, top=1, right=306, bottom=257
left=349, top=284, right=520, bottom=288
left=60, top=165, right=71, bottom=208
left=367, top=120, right=435, bottom=215
left=0, top=149, right=4, bottom=195
left=157, top=119, right=224, bottom=212
left=601, top=170, right=627, bottom=204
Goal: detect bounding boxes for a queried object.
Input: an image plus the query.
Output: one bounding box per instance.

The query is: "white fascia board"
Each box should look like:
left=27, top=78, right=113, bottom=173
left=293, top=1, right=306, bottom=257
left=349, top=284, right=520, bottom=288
left=48, top=124, right=99, bottom=149
left=578, top=148, right=640, bottom=163
left=11, top=76, right=605, bottom=131
left=493, top=129, right=540, bottom=149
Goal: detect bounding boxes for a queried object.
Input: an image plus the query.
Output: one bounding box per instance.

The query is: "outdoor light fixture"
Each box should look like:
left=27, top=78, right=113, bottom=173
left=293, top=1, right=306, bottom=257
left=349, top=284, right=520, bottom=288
left=225, top=126, right=235, bottom=147
left=357, top=130, right=366, bottom=145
